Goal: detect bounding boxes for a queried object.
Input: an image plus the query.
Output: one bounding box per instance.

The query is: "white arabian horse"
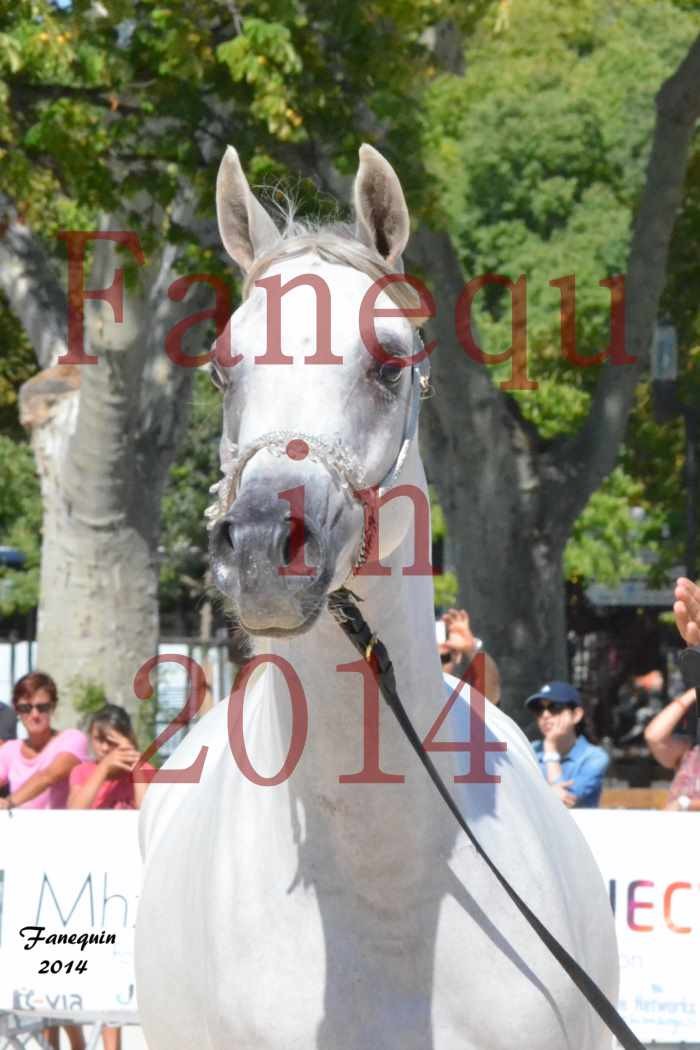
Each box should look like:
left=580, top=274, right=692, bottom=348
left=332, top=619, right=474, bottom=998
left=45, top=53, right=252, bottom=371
left=136, top=145, right=618, bottom=1049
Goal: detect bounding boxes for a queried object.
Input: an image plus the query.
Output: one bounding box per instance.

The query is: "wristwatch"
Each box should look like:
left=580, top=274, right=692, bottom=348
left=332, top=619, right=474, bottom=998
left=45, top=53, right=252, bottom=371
left=678, top=794, right=691, bottom=811
left=542, top=752, right=561, bottom=764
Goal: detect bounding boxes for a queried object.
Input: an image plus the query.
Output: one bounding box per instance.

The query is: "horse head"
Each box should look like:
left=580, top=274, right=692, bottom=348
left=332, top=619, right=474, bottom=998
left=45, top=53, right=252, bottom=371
left=208, top=144, right=428, bottom=636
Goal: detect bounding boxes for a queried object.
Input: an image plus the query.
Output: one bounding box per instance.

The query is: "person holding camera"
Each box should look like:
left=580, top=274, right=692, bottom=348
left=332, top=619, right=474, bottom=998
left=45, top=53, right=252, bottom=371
left=437, top=608, right=501, bottom=705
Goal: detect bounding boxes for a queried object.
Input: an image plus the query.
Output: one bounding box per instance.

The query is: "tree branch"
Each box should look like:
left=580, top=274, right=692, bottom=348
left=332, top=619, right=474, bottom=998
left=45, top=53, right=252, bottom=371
left=0, top=222, right=68, bottom=368
left=8, top=77, right=146, bottom=117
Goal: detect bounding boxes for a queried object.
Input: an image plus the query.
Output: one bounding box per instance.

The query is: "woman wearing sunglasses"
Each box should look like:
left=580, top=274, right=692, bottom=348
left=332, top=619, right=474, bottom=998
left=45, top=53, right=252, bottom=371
left=0, top=672, right=90, bottom=1050
left=0, top=671, right=89, bottom=811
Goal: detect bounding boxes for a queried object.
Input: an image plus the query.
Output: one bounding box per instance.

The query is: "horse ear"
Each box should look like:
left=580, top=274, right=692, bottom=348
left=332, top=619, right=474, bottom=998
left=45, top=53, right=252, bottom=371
left=353, top=144, right=410, bottom=268
left=216, top=146, right=280, bottom=273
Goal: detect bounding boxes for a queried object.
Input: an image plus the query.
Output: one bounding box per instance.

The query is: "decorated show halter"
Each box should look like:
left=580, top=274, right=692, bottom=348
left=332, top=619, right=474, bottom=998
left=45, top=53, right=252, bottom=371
left=205, top=332, right=431, bottom=573
left=206, top=331, right=644, bottom=1050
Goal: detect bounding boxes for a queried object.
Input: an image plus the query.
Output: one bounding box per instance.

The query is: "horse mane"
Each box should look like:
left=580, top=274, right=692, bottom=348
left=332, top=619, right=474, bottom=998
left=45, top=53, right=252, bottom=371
left=242, top=210, right=421, bottom=317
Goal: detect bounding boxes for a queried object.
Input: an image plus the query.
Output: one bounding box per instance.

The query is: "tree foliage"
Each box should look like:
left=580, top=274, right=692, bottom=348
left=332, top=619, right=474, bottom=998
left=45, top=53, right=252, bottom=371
left=0, top=434, right=40, bottom=614
left=0, top=294, right=39, bottom=615
left=421, top=0, right=699, bottom=585
left=0, top=0, right=493, bottom=633
left=0, top=0, right=698, bottom=641
left=0, top=0, right=490, bottom=236
left=0, top=294, right=36, bottom=439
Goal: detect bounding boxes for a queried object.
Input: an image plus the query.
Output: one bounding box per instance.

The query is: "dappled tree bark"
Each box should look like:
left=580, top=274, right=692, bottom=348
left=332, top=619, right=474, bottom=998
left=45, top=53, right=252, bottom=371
left=2, top=225, right=203, bottom=725
left=407, top=227, right=569, bottom=716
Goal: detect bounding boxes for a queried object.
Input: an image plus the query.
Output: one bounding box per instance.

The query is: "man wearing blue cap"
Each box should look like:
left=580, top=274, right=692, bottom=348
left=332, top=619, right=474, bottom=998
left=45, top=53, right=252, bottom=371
left=525, top=681, right=609, bottom=808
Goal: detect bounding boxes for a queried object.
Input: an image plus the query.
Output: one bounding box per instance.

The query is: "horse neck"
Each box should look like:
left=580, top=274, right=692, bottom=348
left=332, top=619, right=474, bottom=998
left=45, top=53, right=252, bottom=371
left=267, top=454, right=448, bottom=878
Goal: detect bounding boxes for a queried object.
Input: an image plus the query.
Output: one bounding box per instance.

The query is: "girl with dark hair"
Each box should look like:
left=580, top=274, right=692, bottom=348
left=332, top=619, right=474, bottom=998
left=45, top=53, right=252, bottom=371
left=68, top=705, right=153, bottom=1050
left=68, top=704, right=153, bottom=810
left=0, top=672, right=88, bottom=811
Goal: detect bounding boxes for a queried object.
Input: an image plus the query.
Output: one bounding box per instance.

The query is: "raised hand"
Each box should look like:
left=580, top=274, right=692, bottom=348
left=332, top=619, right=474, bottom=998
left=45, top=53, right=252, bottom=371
left=674, top=577, right=700, bottom=646
left=101, top=731, right=141, bottom=773
left=441, top=608, right=479, bottom=658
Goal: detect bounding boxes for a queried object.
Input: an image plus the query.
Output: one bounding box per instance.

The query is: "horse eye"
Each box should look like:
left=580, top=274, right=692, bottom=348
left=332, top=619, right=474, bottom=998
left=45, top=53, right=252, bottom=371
left=377, top=360, right=404, bottom=386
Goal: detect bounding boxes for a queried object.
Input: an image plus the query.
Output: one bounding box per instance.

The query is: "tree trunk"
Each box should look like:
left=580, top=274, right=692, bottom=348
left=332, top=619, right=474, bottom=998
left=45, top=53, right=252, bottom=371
left=20, top=360, right=162, bottom=725
left=7, top=227, right=204, bottom=728
left=420, top=389, right=568, bottom=723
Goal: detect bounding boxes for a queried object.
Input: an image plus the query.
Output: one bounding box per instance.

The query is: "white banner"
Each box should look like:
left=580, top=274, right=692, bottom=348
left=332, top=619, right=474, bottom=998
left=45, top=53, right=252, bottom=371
left=574, top=810, right=700, bottom=1045
left=0, top=811, right=141, bottom=1023
left=1, top=809, right=699, bottom=1043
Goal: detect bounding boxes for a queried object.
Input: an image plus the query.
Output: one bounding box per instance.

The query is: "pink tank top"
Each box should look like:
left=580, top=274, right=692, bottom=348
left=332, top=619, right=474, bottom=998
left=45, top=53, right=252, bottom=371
left=0, top=729, right=89, bottom=808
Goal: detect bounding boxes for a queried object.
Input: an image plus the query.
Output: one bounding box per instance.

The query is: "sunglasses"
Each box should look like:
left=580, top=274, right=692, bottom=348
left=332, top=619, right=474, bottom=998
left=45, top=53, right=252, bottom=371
left=531, top=701, right=573, bottom=717
left=15, top=701, right=53, bottom=715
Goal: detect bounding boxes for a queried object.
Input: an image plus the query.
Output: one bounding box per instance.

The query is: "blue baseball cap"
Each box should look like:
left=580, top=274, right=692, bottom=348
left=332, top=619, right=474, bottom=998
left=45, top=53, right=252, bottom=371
left=525, top=680, right=581, bottom=711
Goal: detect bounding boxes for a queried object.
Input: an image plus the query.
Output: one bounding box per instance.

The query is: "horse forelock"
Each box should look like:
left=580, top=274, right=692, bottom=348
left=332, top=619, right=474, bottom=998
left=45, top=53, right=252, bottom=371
left=241, top=222, right=421, bottom=318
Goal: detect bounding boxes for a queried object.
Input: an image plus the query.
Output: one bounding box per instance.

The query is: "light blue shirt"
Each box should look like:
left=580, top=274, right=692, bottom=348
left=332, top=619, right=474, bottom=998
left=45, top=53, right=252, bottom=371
left=532, top=736, right=609, bottom=808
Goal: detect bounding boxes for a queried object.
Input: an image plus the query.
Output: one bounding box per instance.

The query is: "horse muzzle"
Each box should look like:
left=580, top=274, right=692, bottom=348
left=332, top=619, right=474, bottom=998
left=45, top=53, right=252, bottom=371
left=209, top=473, right=350, bottom=635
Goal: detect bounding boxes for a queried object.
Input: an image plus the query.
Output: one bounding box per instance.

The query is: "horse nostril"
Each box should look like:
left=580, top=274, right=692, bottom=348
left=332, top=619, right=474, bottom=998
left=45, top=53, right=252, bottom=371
left=282, top=533, right=292, bottom=566
left=226, top=522, right=237, bottom=550
left=282, top=520, right=311, bottom=566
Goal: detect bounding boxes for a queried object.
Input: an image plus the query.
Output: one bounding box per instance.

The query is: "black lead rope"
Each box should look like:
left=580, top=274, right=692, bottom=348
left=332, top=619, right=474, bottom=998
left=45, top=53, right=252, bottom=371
left=329, top=589, right=645, bottom=1050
